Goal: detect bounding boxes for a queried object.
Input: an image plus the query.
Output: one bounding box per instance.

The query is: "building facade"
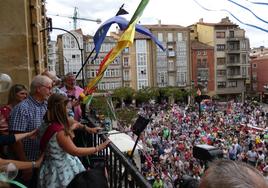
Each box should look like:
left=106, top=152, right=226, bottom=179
left=0, top=0, right=48, bottom=104
left=56, top=29, right=84, bottom=80
left=145, top=24, right=191, bottom=88
left=85, top=35, right=122, bottom=91
left=249, top=48, right=268, bottom=102
left=47, top=41, right=58, bottom=72
left=191, top=41, right=215, bottom=95
left=190, top=17, right=250, bottom=101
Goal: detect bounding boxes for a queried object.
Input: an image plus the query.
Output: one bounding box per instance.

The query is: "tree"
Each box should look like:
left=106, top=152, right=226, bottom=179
left=112, top=87, right=135, bottom=107
left=135, top=87, right=159, bottom=104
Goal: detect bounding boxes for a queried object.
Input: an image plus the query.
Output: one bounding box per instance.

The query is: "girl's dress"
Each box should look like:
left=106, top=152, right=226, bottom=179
left=39, top=129, right=85, bottom=188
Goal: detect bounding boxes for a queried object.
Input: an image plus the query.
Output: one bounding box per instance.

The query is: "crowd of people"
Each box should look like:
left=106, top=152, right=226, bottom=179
left=1, top=70, right=268, bottom=188
left=130, top=100, right=268, bottom=187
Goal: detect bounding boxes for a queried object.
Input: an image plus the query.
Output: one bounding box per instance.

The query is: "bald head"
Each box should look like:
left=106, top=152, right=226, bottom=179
left=199, top=160, right=268, bottom=188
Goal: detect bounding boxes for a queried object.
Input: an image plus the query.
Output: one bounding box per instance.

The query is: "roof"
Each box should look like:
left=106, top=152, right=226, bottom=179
left=197, top=17, right=238, bottom=27
left=143, top=24, right=187, bottom=29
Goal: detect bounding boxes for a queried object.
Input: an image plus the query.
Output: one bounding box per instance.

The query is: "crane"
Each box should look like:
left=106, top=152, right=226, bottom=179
left=49, top=7, right=101, bottom=30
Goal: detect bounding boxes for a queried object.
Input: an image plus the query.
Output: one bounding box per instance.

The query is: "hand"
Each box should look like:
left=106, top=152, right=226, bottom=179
left=36, top=153, right=44, bottom=168
left=89, top=127, right=103, bottom=134
left=98, top=139, right=111, bottom=151
left=27, top=129, right=38, bottom=139
left=71, top=98, right=80, bottom=107
left=70, top=122, right=81, bottom=131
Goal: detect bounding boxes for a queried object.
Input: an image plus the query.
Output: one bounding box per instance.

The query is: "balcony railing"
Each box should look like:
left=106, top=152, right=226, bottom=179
left=75, top=118, right=152, bottom=188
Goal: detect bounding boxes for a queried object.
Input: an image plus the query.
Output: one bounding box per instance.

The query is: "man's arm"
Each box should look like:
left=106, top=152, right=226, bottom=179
left=8, top=105, right=29, bottom=161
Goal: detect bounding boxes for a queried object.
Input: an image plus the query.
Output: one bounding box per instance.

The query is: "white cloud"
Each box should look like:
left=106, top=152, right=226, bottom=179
left=46, top=0, right=268, bottom=47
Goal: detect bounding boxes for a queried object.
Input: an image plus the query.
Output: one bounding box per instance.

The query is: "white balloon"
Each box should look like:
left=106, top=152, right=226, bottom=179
left=0, top=163, right=18, bottom=181
left=0, top=73, right=12, bottom=93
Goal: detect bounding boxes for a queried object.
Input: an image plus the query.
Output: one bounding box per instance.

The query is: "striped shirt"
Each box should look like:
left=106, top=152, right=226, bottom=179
left=9, top=96, right=47, bottom=160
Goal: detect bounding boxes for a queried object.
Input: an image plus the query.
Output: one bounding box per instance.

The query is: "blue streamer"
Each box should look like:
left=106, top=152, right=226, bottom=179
left=245, top=1, right=268, bottom=6
left=227, top=0, right=268, bottom=24
left=193, top=0, right=268, bottom=33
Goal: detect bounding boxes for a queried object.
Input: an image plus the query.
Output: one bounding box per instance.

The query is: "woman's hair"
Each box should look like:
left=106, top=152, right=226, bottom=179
left=47, top=93, right=72, bottom=136
left=7, top=84, right=27, bottom=104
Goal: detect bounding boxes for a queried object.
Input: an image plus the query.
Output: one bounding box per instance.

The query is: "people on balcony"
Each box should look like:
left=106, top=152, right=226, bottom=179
left=8, top=75, right=52, bottom=188
left=38, top=93, right=110, bottom=188
left=60, top=72, right=84, bottom=121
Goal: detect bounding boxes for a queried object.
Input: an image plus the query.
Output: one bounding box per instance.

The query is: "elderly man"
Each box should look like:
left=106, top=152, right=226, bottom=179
left=9, top=75, right=52, bottom=188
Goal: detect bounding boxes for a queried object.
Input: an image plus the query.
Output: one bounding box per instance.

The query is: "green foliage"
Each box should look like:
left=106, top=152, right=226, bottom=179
left=116, top=108, right=138, bottom=127
left=135, top=87, right=160, bottom=103
left=90, top=96, right=113, bottom=118
left=112, top=87, right=135, bottom=101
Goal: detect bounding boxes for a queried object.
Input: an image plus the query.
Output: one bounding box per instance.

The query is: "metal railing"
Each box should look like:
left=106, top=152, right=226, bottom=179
left=94, top=134, right=151, bottom=188
left=75, top=118, right=152, bottom=188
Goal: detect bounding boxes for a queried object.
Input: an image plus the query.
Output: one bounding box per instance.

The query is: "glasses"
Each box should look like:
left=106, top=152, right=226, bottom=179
left=40, top=84, right=52, bottom=90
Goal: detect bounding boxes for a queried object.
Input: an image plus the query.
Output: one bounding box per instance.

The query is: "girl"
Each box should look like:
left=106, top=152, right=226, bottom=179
left=39, top=94, right=110, bottom=188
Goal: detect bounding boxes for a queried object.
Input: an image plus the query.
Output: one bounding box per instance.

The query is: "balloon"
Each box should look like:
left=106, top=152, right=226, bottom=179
left=0, top=73, right=12, bottom=93
left=0, top=163, right=18, bottom=181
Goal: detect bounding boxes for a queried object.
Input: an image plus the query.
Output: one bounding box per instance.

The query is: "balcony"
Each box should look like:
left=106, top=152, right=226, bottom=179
left=167, top=51, right=175, bottom=57
left=226, top=61, right=241, bottom=66
left=75, top=118, right=152, bottom=188
left=227, top=73, right=242, bottom=79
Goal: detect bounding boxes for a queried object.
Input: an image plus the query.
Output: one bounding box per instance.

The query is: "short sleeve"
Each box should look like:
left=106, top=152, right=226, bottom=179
left=9, top=104, right=29, bottom=132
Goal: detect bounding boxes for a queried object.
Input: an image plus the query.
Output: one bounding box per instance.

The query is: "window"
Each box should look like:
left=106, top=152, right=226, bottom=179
left=217, top=44, right=225, bottom=51
left=197, top=59, right=207, bottom=68
left=253, top=63, right=257, bottom=68
left=228, top=81, right=237, bottom=87
left=197, top=69, right=208, bottom=81
left=177, top=72, right=186, bottom=84
left=202, top=59, right=208, bottom=68
left=216, top=32, right=225, bottom=38
left=158, top=33, right=163, bottom=42
left=217, top=70, right=226, bottom=76
left=123, top=57, right=129, bottom=66
left=123, top=47, right=129, bottom=53
left=217, top=58, right=225, bottom=65
left=123, top=70, right=130, bottom=80
left=197, top=51, right=201, bottom=56
left=242, top=67, right=247, bottom=77
left=71, top=40, right=75, bottom=48
left=217, top=82, right=226, bottom=88
left=242, top=54, right=247, bottom=64
left=203, top=51, right=207, bottom=55
left=229, top=31, right=234, bottom=38
left=177, top=33, right=183, bottom=41
left=167, top=33, right=173, bottom=42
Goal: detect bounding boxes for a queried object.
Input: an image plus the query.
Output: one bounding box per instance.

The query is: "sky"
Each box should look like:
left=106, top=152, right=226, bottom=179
left=46, top=0, right=268, bottom=48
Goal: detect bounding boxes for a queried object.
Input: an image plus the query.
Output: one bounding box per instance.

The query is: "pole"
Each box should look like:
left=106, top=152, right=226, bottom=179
left=40, top=27, right=85, bottom=87
left=75, top=47, right=96, bottom=80
left=129, top=134, right=140, bottom=159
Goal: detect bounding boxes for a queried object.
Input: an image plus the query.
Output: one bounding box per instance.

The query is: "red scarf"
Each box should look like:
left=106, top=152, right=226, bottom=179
left=40, top=122, right=64, bottom=152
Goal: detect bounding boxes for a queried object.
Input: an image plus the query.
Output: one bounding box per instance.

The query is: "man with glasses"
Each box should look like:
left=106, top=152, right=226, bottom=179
left=9, top=75, right=52, bottom=188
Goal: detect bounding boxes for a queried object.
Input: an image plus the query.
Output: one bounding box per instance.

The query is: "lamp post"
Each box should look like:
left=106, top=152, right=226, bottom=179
left=41, top=27, right=85, bottom=87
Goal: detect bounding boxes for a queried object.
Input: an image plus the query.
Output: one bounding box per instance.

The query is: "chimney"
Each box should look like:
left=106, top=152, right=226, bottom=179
left=199, top=18, right=203, bottom=23
left=158, top=19, right=161, bottom=26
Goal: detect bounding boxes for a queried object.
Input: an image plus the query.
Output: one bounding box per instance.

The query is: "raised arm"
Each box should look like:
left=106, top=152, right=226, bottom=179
left=56, top=130, right=110, bottom=157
